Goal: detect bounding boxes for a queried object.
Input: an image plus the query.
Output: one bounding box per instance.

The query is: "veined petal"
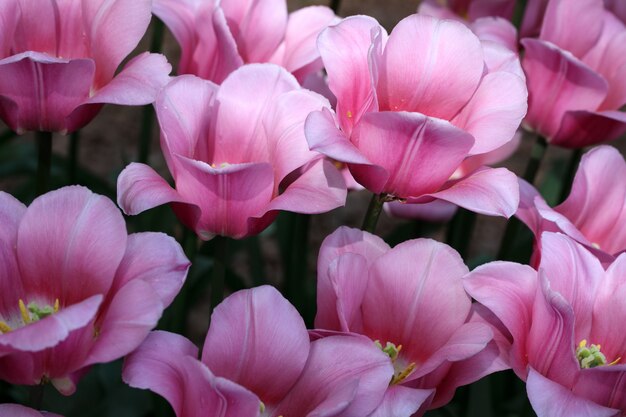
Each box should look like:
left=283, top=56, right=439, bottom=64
left=0, top=193, right=26, bottom=319
left=378, top=14, right=484, bottom=119
left=552, top=109, right=626, bottom=148
left=367, top=385, right=434, bottom=417
left=202, top=286, right=309, bottom=405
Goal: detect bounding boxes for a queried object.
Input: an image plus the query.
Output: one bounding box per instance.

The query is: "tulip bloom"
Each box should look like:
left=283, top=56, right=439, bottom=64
left=465, top=232, right=626, bottom=416
left=0, top=0, right=171, bottom=134
left=517, top=146, right=626, bottom=263
left=0, top=186, right=189, bottom=394
left=305, top=14, right=526, bottom=218
left=522, top=0, right=626, bottom=148
left=153, top=0, right=337, bottom=86
left=315, top=227, right=506, bottom=415
left=123, top=286, right=393, bottom=417
left=0, top=404, right=61, bottom=417
left=117, top=64, right=346, bottom=240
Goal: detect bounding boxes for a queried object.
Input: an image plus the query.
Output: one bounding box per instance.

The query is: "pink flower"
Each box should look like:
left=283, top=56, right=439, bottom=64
left=418, top=0, right=515, bottom=22
left=123, top=286, right=393, bottom=417
left=152, top=0, right=337, bottom=86
left=465, top=232, right=626, bottom=416
left=605, top=0, right=626, bottom=23
left=0, top=186, right=189, bottom=395
left=315, top=227, right=507, bottom=415
left=0, top=0, right=172, bottom=134
left=117, top=64, right=346, bottom=240
left=522, top=0, right=626, bottom=148
left=0, top=404, right=62, bottom=417
left=305, top=14, right=526, bottom=218
left=517, top=145, right=626, bottom=264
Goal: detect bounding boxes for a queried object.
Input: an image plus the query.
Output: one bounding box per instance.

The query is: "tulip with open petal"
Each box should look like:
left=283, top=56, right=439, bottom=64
left=0, top=186, right=189, bottom=394
left=123, top=286, right=393, bottom=417
left=465, top=232, right=626, bottom=416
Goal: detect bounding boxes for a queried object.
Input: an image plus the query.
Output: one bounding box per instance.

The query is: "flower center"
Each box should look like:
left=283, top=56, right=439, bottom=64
left=576, top=339, right=621, bottom=369
left=0, top=298, right=59, bottom=334
left=375, top=340, right=416, bottom=385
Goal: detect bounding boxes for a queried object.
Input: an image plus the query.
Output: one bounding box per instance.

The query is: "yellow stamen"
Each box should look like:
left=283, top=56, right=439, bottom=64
left=54, top=299, right=60, bottom=313
left=346, top=111, right=353, bottom=118
left=609, top=357, right=622, bottom=366
left=0, top=321, right=12, bottom=333
left=19, top=299, right=31, bottom=324
left=391, top=362, right=416, bottom=385
left=579, top=339, right=587, bottom=348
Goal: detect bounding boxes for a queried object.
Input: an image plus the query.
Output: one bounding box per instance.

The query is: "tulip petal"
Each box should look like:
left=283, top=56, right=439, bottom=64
left=555, top=146, right=626, bottom=254
left=368, top=385, right=434, bottom=417
left=84, top=53, right=171, bottom=106
left=173, top=157, right=274, bottom=239
left=0, top=52, right=95, bottom=133
left=315, top=226, right=389, bottom=331
left=350, top=111, right=474, bottom=197
left=213, top=64, right=299, bottom=165
left=378, top=14, right=484, bottom=120
left=17, top=186, right=126, bottom=303
left=552, top=110, right=626, bottom=148
left=0, top=2, right=18, bottom=57
left=123, top=331, right=260, bottom=417
left=385, top=199, right=457, bottom=222
left=527, top=368, right=620, bottom=417
left=521, top=38, right=608, bottom=140
left=424, top=167, right=519, bottom=218
left=82, top=0, right=152, bottom=86
left=362, top=239, right=470, bottom=364
left=453, top=71, right=527, bottom=155
left=471, top=17, right=518, bottom=52
left=258, top=158, right=346, bottom=216
left=85, top=279, right=162, bottom=366
left=464, top=261, right=538, bottom=377
left=202, top=286, right=309, bottom=405
left=539, top=0, right=604, bottom=58
left=274, top=334, right=393, bottom=417
left=0, top=404, right=62, bottom=417
left=317, top=15, right=385, bottom=133
left=0, top=193, right=26, bottom=318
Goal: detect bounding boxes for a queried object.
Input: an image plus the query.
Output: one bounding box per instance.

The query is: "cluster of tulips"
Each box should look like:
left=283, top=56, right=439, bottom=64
left=0, top=0, right=626, bottom=416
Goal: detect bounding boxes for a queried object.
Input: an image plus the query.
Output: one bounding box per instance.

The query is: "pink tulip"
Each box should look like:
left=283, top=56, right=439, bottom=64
left=0, top=404, right=62, bottom=417
left=605, top=0, right=626, bottom=23
left=0, top=0, right=171, bottom=134
left=123, top=286, right=394, bottom=417
left=465, top=232, right=626, bottom=416
left=418, top=0, right=515, bottom=22
left=117, top=64, right=346, bottom=239
left=517, top=145, right=626, bottom=264
left=152, top=0, right=337, bottom=86
left=305, top=14, right=526, bottom=218
left=0, top=186, right=189, bottom=395
left=522, top=0, right=626, bottom=148
left=315, top=227, right=507, bottom=415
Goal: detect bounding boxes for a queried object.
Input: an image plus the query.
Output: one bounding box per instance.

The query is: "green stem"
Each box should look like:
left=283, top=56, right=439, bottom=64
left=68, top=131, right=79, bottom=184
left=445, top=209, right=477, bottom=259
left=523, top=135, right=548, bottom=185
left=558, top=148, right=582, bottom=203
left=512, top=0, right=529, bottom=29
left=362, top=193, right=387, bottom=234
left=29, top=383, right=44, bottom=410
left=137, top=19, right=165, bottom=164
left=284, top=214, right=311, bottom=322
left=210, top=236, right=228, bottom=313
left=246, top=235, right=265, bottom=286
left=36, top=131, right=53, bottom=195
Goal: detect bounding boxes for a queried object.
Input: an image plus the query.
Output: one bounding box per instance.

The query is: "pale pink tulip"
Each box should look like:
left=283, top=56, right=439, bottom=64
left=522, top=0, right=626, bottom=148
left=0, top=186, right=189, bottom=395
left=153, top=0, right=337, bottom=86
left=0, top=404, right=62, bottom=417
left=517, top=145, right=626, bottom=264
left=117, top=64, right=346, bottom=239
left=123, top=286, right=393, bottom=417
left=315, top=227, right=507, bottom=415
left=305, top=14, right=526, bottom=218
left=0, top=0, right=171, bottom=134
left=465, top=232, right=626, bottom=416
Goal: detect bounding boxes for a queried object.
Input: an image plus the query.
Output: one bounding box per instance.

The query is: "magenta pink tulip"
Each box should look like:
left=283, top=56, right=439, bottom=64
left=0, top=0, right=171, bottom=134
left=315, top=227, right=507, bottom=415
left=117, top=64, right=346, bottom=239
left=153, top=0, right=337, bottom=86
left=305, top=14, right=526, bottom=218
left=0, top=186, right=189, bottom=394
left=465, top=232, right=626, bottom=416
left=123, top=286, right=393, bottom=417
left=0, top=404, right=61, bottom=417
left=517, top=145, right=626, bottom=264
left=522, top=0, right=626, bottom=148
